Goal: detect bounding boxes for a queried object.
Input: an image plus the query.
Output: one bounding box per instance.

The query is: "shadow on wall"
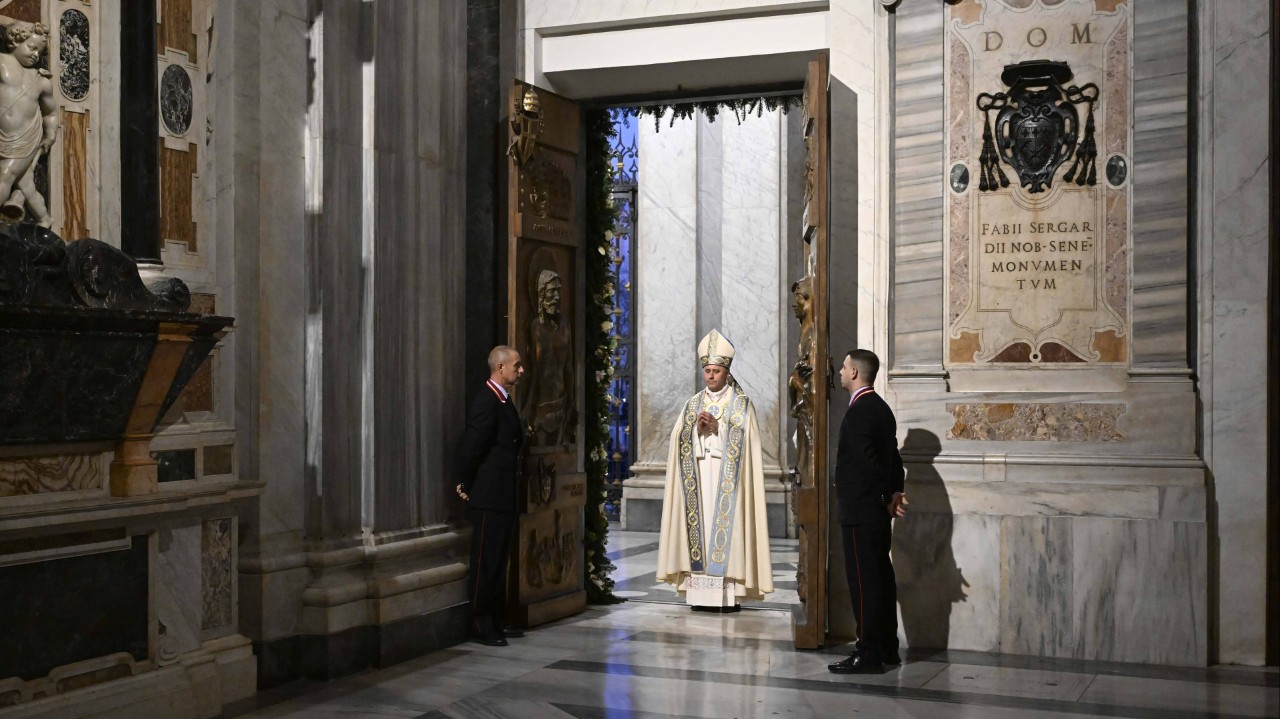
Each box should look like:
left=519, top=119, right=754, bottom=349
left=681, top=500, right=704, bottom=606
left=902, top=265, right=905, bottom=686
left=893, top=428, right=969, bottom=650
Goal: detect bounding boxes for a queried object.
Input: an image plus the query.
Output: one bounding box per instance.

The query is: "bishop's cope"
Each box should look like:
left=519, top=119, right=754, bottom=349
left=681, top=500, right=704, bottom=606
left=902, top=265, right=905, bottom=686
left=657, top=330, right=773, bottom=610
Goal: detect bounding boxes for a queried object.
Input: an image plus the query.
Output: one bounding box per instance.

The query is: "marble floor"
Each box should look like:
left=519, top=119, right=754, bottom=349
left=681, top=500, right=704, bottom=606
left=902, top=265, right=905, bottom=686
left=231, top=530, right=1279, bottom=719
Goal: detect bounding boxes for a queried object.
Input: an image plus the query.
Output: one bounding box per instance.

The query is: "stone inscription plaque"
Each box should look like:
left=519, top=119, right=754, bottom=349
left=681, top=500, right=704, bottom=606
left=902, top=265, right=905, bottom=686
left=946, top=0, right=1130, bottom=366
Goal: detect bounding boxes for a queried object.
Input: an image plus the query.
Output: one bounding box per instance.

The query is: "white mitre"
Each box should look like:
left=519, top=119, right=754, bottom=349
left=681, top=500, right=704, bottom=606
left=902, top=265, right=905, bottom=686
left=697, top=329, right=735, bottom=369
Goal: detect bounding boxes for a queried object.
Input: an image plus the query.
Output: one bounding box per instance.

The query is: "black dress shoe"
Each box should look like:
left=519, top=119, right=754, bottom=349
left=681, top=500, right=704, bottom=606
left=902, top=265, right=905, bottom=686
left=500, top=626, right=524, bottom=638
left=473, top=633, right=508, bottom=647
left=851, top=640, right=901, bottom=666
left=828, top=653, right=885, bottom=674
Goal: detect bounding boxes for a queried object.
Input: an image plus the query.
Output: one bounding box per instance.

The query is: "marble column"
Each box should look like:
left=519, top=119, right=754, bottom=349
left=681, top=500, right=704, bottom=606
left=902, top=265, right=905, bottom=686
left=370, top=0, right=467, bottom=533
left=225, top=0, right=316, bottom=688
left=1197, top=0, right=1272, bottom=666
left=233, top=0, right=472, bottom=686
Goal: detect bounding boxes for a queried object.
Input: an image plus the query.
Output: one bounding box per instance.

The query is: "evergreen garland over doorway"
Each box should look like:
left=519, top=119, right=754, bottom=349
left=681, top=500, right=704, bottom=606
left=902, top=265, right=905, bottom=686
left=614, top=95, right=802, bottom=132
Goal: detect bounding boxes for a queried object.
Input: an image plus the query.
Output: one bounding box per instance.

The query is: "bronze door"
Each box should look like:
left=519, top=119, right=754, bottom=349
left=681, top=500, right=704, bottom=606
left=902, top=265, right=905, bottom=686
left=790, top=53, right=831, bottom=649
left=504, top=80, right=587, bottom=627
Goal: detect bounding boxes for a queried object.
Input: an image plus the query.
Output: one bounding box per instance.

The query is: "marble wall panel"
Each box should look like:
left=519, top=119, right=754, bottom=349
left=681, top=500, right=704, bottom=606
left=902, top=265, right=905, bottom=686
left=946, top=403, right=1126, bottom=442
left=156, top=525, right=203, bottom=659
left=1200, top=0, right=1272, bottom=665
left=1071, top=517, right=1206, bottom=665
left=695, top=118, right=724, bottom=336
left=635, top=114, right=698, bottom=468
left=371, top=0, right=467, bottom=531
left=906, top=480, right=1159, bottom=520
left=719, top=111, right=783, bottom=469
left=892, top=0, right=946, bottom=369
left=202, top=517, right=234, bottom=631
left=464, top=0, right=502, bottom=396
left=237, top=561, right=310, bottom=642
left=891, top=379, right=1196, bottom=457
left=160, top=142, right=199, bottom=251
left=204, top=444, right=234, bottom=476
left=0, top=454, right=102, bottom=497
left=161, top=0, right=198, bottom=60
left=892, top=512, right=1000, bottom=652
left=245, top=0, right=309, bottom=538
left=1, top=2, right=40, bottom=26
left=181, top=294, right=217, bottom=414
left=1158, top=485, right=1205, bottom=522
left=1001, top=516, right=1073, bottom=657
left=97, top=0, right=122, bottom=249
left=314, top=132, right=365, bottom=539
left=0, top=535, right=148, bottom=682
left=61, top=109, right=90, bottom=242
left=829, top=0, right=887, bottom=359
left=1131, top=0, right=1191, bottom=367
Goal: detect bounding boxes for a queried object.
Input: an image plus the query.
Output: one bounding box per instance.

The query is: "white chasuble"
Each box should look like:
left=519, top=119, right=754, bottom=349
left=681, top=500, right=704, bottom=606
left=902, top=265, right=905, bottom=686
left=656, top=385, right=773, bottom=606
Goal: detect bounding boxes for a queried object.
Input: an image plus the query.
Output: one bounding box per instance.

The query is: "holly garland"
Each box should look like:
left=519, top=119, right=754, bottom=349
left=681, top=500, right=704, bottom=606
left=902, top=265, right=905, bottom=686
left=583, top=108, right=624, bottom=604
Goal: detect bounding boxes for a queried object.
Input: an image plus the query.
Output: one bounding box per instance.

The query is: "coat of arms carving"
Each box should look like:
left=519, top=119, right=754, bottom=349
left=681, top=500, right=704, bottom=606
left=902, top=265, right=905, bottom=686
left=976, top=60, right=1099, bottom=194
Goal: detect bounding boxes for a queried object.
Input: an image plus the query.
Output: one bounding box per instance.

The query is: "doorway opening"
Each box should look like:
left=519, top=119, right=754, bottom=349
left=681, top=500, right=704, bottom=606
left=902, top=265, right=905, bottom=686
left=577, top=91, right=815, bottom=619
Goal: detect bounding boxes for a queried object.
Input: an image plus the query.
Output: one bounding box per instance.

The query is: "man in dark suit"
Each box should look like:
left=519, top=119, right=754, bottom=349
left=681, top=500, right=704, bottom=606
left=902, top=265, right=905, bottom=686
left=828, top=349, right=908, bottom=674
left=456, top=345, right=527, bottom=646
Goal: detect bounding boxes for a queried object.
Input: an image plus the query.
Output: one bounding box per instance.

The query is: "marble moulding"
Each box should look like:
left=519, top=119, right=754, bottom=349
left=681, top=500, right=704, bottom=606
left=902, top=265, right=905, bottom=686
left=0, top=453, right=101, bottom=497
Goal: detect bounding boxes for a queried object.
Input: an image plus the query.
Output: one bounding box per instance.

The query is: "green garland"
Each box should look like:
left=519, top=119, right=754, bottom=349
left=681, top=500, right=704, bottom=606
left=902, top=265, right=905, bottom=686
left=582, top=108, right=624, bottom=604
left=614, top=95, right=802, bottom=132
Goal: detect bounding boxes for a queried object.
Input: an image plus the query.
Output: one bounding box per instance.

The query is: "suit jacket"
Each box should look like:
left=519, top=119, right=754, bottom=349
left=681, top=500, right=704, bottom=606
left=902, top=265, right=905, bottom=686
left=833, top=390, right=905, bottom=525
left=458, top=382, right=526, bottom=513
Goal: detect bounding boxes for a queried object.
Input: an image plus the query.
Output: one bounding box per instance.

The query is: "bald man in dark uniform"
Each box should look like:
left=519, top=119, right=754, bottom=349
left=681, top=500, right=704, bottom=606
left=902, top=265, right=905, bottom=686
left=456, top=345, right=527, bottom=646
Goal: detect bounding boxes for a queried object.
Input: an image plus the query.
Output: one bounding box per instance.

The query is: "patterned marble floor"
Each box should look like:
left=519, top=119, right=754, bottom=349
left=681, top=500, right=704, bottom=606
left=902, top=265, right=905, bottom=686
left=231, top=530, right=1279, bottom=719
left=607, top=529, right=800, bottom=610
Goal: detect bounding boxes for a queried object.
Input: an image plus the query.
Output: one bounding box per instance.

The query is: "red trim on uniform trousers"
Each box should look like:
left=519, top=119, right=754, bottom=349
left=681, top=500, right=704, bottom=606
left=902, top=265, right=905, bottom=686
left=472, top=511, right=487, bottom=627
left=851, top=525, right=865, bottom=641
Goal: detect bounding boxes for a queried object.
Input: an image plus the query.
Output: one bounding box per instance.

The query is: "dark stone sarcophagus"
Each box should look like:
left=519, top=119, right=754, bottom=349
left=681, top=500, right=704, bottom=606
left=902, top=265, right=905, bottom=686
left=0, top=224, right=232, bottom=495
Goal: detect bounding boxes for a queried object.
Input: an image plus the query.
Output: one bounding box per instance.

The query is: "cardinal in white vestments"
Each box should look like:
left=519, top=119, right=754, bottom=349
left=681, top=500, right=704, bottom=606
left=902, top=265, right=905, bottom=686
left=657, top=329, right=773, bottom=609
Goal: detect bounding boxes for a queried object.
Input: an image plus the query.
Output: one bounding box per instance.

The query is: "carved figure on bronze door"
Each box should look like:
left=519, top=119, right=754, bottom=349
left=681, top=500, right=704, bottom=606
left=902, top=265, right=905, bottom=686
left=520, top=265, right=577, bottom=449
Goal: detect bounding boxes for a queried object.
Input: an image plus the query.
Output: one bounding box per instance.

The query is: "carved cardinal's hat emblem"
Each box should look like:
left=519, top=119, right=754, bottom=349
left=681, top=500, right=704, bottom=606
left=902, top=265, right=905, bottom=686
left=977, top=59, right=1099, bottom=194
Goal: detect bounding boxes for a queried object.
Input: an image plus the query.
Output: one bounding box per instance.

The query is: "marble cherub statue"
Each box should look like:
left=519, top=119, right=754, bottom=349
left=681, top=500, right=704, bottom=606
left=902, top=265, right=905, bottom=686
left=0, top=16, right=57, bottom=227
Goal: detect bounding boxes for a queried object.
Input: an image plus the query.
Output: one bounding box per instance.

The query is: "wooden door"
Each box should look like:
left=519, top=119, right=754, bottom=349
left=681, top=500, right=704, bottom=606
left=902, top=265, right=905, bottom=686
left=504, top=80, right=588, bottom=627
left=790, top=53, right=830, bottom=649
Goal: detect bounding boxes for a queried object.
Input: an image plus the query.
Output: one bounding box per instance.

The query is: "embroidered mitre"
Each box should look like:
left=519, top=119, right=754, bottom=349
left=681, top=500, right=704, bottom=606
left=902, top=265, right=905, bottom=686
left=697, top=329, right=735, bottom=369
